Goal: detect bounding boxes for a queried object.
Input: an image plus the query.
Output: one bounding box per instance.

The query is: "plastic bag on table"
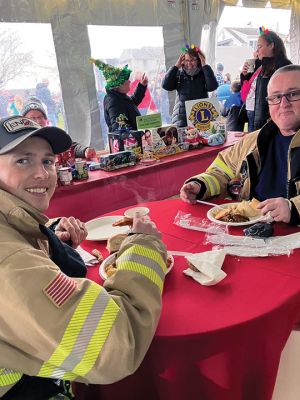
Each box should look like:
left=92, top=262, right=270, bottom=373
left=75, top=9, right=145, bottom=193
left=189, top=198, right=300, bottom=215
left=206, top=232, right=294, bottom=257
left=173, top=210, right=227, bottom=235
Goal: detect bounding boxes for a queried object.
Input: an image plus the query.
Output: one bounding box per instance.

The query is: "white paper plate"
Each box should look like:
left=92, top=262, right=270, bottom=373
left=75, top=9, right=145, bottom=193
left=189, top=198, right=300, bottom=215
left=207, top=203, right=263, bottom=227
left=85, top=216, right=129, bottom=241
left=99, top=253, right=174, bottom=280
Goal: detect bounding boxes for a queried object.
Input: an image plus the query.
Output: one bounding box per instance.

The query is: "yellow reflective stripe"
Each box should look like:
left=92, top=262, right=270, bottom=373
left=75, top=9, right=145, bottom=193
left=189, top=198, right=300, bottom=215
left=38, top=283, right=103, bottom=378
left=210, top=158, right=235, bottom=179
left=200, top=173, right=220, bottom=196
left=70, top=298, right=119, bottom=378
left=117, top=245, right=165, bottom=293
left=120, top=245, right=167, bottom=273
left=0, top=369, right=22, bottom=386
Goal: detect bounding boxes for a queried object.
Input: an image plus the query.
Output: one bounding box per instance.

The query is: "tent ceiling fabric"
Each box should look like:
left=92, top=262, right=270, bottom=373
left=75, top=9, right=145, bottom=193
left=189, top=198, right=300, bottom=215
left=222, top=0, right=291, bottom=7
left=0, top=0, right=298, bottom=148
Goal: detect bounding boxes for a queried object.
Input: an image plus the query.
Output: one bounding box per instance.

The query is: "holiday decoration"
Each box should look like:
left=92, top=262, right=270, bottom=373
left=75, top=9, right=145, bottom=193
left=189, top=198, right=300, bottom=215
left=90, top=58, right=131, bottom=89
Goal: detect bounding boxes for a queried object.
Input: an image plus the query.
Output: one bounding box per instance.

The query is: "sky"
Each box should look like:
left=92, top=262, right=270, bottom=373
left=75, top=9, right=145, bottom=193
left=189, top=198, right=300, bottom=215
left=218, top=5, right=291, bottom=34
left=1, top=4, right=292, bottom=89
left=88, top=5, right=291, bottom=59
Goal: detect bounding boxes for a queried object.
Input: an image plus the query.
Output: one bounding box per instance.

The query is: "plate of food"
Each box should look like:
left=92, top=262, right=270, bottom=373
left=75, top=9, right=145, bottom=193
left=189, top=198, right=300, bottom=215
left=99, top=253, right=174, bottom=280
left=207, top=199, right=263, bottom=226
left=85, top=216, right=130, bottom=241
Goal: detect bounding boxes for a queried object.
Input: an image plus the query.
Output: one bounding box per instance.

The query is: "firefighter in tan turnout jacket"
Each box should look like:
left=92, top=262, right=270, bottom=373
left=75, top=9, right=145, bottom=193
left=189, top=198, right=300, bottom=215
left=0, top=116, right=167, bottom=399
left=180, top=65, right=300, bottom=226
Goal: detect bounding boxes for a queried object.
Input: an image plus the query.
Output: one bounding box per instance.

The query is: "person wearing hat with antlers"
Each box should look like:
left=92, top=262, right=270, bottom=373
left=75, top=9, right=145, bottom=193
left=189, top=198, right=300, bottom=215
left=162, top=44, right=218, bottom=127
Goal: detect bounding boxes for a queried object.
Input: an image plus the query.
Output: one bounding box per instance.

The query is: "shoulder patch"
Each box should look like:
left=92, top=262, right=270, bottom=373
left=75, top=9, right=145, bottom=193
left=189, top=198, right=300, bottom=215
left=43, top=272, right=78, bottom=308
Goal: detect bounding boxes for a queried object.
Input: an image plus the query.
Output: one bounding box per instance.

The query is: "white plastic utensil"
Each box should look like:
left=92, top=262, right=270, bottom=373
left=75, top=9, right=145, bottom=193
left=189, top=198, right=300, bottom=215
left=168, top=251, right=195, bottom=257
left=196, top=200, right=224, bottom=209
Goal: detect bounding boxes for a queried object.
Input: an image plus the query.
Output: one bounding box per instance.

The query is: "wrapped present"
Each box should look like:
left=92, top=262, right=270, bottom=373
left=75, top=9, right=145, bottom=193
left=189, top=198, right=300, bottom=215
left=108, top=130, right=143, bottom=157
left=99, top=151, right=137, bottom=171
left=56, top=146, right=75, bottom=167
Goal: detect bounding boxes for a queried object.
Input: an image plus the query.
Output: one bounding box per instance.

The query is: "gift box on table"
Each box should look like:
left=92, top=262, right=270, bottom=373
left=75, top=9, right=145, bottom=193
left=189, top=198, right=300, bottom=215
left=141, top=125, right=186, bottom=159
left=99, top=151, right=137, bottom=171
left=108, top=130, right=143, bottom=157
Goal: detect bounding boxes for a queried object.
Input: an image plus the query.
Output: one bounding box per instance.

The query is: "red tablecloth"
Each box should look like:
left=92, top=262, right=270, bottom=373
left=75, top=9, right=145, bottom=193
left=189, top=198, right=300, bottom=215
left=75, top=198, right=300, bottom=400
left=46, top=134, right=238, bottom=221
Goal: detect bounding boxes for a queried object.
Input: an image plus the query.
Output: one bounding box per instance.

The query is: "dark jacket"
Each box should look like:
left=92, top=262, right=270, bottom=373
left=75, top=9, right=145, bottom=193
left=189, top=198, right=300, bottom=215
left=162, top=65, right=218, bottom=127
left=35, top=83, right=56, bottom=115
left=240, top=57, right=292, bottom=130
left=104, top=83, right=146, bottom=132
left=187, top=120, right=300, bottom=225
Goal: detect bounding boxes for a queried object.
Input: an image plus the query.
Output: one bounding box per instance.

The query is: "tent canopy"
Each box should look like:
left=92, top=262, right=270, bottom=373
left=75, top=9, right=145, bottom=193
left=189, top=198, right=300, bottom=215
left=0, top=0, right=299, bottom=148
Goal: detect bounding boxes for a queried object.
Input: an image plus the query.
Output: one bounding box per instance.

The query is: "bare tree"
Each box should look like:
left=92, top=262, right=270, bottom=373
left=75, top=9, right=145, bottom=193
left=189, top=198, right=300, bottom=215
left=0, top=28, right=34, bottom=89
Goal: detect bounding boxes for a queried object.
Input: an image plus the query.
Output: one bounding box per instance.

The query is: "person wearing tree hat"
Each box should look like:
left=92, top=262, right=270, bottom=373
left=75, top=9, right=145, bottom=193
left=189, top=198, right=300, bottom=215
left=91, top=58, right=148, bottom=132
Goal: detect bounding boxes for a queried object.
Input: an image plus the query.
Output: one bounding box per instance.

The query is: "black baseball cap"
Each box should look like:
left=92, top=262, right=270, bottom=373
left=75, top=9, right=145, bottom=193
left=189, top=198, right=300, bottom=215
left=0, top=116, right=72, bottom=155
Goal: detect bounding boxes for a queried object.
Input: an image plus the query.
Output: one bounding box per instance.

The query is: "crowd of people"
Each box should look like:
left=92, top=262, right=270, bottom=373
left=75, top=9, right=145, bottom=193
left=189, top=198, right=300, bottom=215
left=90, top=29, right=292, bottom=138
left=0, top=79, right=65, bottom=129
left=1, top=26, right=300, bottom=399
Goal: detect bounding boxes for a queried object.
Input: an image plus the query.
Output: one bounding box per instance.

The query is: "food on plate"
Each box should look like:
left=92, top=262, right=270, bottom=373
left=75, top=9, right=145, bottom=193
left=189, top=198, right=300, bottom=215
left=91, top=248, right=103, bottom=261
left=106, top=233, right=128, bottom=253
left=112, top=216, right=134, bottom=227
left=104, top=262, right=117, bottom=277
left=166, top=255, right=173, bottom=269
left=235, top=198, right=261, bottom=218
left=214, top=199, right=261, bottom=222
left=214, top=209, right=250, bottom=223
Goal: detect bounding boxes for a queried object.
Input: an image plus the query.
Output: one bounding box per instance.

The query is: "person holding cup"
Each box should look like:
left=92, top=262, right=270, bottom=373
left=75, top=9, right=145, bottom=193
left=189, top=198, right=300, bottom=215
left=240, top=27, right=291, bottom=132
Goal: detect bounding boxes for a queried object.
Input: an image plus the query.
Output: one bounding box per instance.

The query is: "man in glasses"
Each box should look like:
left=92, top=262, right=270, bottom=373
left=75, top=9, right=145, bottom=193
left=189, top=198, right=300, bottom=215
left=180, top=64, right=300, bottom=225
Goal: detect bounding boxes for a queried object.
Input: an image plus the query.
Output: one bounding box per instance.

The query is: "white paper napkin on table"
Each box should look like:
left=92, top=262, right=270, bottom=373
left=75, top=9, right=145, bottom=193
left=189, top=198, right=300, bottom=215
left=183, top=249, right=227, bottom=286
left=76, top=246, right=98, bottom=265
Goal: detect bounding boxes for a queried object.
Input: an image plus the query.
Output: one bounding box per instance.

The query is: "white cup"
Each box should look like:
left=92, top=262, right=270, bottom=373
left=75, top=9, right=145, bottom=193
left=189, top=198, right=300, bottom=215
left=246, top=58, right=255, bottom=73
left=124, top=207, right=150, bottom=218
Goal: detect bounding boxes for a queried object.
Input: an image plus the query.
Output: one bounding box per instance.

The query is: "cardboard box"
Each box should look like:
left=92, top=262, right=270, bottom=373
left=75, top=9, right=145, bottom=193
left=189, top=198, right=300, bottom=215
left=99, top=151, right=137, bottom=171
left=108, top=130, right=143, bottom=157
left=141, top=125, right=186, bottom=158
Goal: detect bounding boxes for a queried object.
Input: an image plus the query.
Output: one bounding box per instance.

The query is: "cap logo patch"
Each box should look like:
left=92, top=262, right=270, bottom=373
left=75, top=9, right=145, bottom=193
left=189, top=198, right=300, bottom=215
left=28, top=103, right=42, bottom=110
left=3, top=117, right=40, bottom=134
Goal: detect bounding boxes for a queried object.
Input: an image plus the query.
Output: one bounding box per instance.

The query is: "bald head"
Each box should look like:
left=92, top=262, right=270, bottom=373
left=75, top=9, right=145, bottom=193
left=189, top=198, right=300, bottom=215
left=267, top=65, right=300, bottom=136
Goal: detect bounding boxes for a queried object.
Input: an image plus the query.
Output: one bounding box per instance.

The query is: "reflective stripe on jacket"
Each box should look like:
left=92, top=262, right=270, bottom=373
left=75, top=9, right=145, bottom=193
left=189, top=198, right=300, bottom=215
left=0, top=190, right=167, bottom=396
left=186, top=120, right=300, bottom=220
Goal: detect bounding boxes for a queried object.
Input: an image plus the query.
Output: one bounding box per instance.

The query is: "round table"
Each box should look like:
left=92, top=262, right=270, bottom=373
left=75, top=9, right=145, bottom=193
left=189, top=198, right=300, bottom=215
left=76, top=198, right=300, bottom=400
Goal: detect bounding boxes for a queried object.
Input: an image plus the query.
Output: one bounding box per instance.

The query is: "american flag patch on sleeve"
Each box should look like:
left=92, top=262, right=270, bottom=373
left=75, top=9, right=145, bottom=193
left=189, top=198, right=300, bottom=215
left=43, top=272, right=78, bottom=308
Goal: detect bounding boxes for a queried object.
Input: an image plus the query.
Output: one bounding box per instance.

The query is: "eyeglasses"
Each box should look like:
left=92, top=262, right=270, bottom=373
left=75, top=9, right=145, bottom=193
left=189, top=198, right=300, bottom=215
left=266, top=90, right=300, bottom=105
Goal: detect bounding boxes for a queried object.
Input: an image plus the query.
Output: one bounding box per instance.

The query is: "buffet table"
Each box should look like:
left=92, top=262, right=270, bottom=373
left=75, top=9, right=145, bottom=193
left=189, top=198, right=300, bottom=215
left=75, top=198, right=300, bottom=400
left=46, top=134, right=238, bottom=221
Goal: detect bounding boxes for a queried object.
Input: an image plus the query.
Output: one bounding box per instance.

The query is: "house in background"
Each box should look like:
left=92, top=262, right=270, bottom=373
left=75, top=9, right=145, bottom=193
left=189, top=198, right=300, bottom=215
left=215, top=27, right=290, bottom=81
left=119, top=46, right=165, bottom=78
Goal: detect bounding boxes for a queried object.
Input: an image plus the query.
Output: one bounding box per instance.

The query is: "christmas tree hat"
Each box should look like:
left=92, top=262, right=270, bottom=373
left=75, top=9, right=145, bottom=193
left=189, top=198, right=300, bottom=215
left=90, top=58, right=131, bottom=90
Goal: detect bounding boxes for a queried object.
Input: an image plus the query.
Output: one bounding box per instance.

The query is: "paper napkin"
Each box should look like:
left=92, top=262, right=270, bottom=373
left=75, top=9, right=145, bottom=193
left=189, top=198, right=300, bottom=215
left=183, top=249, right=227, bottom=286
left=76, top=246, right=98, bottom=265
